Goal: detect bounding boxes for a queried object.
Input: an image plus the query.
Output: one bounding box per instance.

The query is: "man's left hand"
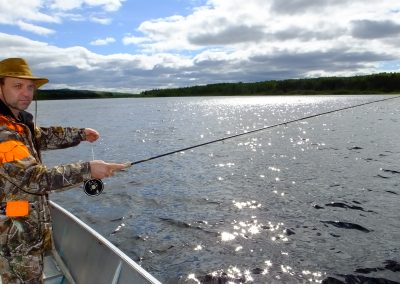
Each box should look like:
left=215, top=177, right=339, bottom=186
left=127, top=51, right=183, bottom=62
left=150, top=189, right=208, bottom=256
left=84, top=128, right=100, bottom=142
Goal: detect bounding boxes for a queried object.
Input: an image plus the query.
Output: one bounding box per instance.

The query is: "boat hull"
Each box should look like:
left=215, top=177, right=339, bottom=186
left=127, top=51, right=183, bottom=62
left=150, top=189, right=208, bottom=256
left=48, top=201, right=161, bottom=284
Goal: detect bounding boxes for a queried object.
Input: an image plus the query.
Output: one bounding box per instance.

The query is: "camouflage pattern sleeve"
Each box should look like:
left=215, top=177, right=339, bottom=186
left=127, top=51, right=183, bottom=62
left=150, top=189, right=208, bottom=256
left=1, top=158, right=91, bottom=194
left=36, top=126, right=86, bottom=150
left=34, top=161, right=92, bottom=193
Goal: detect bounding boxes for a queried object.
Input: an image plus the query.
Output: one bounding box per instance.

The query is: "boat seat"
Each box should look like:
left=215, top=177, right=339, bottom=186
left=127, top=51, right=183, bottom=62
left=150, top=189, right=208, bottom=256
left=43, top=254, right=70, bottom=284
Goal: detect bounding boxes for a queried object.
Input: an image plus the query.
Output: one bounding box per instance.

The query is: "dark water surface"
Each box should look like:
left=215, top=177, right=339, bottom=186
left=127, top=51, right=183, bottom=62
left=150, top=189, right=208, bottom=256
left=35, top=96, right=400, bottom=283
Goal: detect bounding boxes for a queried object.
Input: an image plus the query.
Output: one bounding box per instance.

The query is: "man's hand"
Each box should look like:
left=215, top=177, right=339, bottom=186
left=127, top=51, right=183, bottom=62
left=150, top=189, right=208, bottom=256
left=89, top=160, right=131, bottom=179
left=84, top=128, right=100, bottom=142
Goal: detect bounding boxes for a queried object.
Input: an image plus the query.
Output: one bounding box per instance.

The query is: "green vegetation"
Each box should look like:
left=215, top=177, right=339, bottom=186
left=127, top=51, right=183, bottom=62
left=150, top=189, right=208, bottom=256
left=141, top=73, right=400, bottom=97
left=36, top=72, right=400, bottom=100
left=36, top=89, right=136, bottom=100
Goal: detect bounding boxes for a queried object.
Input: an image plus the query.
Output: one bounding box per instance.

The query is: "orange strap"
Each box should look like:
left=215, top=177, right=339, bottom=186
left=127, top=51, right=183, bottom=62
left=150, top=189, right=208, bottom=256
left=6, top=200, right=29, bottom=217
left=0, top=116, right=25, bottom=134
left=0, top=140, right=31, bottom=165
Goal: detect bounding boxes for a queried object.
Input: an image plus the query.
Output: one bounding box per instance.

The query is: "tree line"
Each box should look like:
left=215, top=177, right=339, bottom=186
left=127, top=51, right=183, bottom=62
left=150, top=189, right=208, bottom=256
left=36, top=88, right=135, bottom=100
left=140, top=72, right=400, bottom=97
left=36, top=72, right=400, bottom=100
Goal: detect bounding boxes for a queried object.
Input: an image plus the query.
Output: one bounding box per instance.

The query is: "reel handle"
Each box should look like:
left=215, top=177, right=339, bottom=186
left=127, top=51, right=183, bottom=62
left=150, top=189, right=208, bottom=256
left=83, top=179, right=104, bottom=196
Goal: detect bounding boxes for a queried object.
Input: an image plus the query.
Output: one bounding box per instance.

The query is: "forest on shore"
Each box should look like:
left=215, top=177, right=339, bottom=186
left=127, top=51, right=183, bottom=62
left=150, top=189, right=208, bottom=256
left=36, top=72, right=400, bottom=100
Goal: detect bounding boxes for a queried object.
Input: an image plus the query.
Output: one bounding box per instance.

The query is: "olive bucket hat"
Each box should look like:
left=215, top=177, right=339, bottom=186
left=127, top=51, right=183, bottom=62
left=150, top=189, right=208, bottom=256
left=0, top=58, right=49, bottom=88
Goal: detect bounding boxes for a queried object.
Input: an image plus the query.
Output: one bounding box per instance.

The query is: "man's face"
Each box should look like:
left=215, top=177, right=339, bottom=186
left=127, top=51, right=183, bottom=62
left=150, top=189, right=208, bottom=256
left=0, top=77, right=35, bottom=114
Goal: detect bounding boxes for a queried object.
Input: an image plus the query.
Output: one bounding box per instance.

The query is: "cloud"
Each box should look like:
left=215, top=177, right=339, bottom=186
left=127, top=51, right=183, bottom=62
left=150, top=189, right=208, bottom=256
left=351, top=20, right=400, bottom=39
left=189, top=25, right=268, bottom=45
left=0, top=0, right=123, bottom=35
left=131, top=0, right=400, bottom=52
left=50, top=0, right=124, bottom=12
left=269, top=0, right=347, bottom=14
left=90, top=16, right=112, bottom=25
left=122, top=35, right=151, bottom=45
left=17, top=21, right=55, bottom=36
left=0, top=33, right=193, bottom=92
left=0, top=0, right=59, bottom=24
left=90, top=37, right=115, bottom=45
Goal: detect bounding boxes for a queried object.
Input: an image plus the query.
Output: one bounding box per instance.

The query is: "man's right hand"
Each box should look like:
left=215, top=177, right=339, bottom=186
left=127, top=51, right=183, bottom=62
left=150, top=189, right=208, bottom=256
left=89, top=160, right=131, bottom=179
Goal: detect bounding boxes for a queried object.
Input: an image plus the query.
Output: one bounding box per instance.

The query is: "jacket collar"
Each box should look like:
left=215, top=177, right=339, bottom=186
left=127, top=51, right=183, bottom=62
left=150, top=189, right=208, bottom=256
left=0, top=98, right=34, bottom=128
left=0, top=98, right=17, bottom=119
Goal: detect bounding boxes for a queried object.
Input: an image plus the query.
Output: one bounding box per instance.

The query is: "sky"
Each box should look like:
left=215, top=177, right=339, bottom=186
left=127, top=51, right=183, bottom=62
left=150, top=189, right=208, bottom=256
left=0, top=0, right=400, bottom=93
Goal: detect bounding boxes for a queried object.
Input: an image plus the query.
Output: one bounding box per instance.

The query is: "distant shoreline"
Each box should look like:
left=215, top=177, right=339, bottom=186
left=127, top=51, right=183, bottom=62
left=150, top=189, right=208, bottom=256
left=36, top=72, right=400, bottom=100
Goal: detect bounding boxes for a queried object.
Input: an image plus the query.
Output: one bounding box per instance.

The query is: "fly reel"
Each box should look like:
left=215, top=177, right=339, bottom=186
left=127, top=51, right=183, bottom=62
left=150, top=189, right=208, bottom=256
left=83, top=179, right=104, bottom=196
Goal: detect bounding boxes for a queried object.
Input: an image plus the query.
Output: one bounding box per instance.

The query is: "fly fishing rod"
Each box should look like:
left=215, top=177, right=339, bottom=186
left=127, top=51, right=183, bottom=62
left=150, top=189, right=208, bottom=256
left=83, top=95, right=400, bottom=196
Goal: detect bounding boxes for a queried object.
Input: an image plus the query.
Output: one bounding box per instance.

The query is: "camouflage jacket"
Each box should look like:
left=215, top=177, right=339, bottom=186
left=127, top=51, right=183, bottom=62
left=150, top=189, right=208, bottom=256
left=0, top=100, right=91, bottom=257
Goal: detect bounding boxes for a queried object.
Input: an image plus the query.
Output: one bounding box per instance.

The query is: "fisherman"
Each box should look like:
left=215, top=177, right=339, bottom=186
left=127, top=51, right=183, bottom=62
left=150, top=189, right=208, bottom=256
left=0, top=58, right=129, bottom=283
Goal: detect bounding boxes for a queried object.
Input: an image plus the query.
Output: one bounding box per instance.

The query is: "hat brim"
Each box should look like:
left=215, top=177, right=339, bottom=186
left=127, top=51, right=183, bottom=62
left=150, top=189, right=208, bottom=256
left=0, top=75, right=49, bottom=88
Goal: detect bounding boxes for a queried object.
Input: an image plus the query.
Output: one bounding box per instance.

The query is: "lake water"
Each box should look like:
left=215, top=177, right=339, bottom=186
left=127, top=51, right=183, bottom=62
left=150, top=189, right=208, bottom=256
left=34, top=95, right=400, bottom=283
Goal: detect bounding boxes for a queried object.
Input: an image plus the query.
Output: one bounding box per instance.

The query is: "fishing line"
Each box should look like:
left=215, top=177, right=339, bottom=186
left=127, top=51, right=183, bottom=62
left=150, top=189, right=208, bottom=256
left=91, top=145, right=96, bottom=161
left=84, top=95, right=400, bottom=195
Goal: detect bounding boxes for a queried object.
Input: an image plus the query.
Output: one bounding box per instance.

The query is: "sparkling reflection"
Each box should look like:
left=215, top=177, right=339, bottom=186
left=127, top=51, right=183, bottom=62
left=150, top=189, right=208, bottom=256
left=221, top=201, right=291, bottom=246
left=111, top=222, right=125, bottom=235
left=215, top=162, right=235, bottom=168
left=198, top=261, right=325, bottom=283
left=232, top=200, right=261, bottom=209
left=187, top=273, right=201, bottom=283
left=281, top=265, right=295, bottom=275
left=221, top=231, right=236, bottom=242
left=197, top=96, right=330, bottom=107
left=194, top=244, right=203, bottom=251
left=235, top=246, right=243, bottom=252
left=268, top=166, right=281, bottom=172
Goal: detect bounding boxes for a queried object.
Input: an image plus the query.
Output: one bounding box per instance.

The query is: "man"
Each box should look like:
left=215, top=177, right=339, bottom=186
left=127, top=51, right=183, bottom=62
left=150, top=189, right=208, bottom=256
left=0, top=58, right=129, bottom=283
